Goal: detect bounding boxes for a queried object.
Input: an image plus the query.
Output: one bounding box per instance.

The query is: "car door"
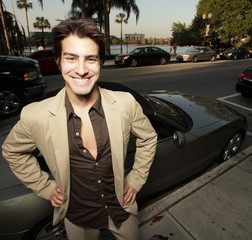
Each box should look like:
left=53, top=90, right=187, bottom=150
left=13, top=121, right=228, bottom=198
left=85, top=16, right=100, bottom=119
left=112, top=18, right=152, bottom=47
left=150, top=47, right=162, bottom=64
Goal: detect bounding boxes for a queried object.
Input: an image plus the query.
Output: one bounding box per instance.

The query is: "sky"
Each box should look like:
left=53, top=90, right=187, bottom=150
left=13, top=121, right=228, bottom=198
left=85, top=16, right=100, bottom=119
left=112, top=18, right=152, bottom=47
left=3, top=0, right=199, bottom=38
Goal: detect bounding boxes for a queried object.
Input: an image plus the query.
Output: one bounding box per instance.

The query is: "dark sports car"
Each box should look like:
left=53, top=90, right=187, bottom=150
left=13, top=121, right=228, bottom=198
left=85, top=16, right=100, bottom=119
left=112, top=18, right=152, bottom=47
left=220, top=47, right=250, bottom=60
left=236, top=66, right=252, bottom=97
left=0, top=82, right=247, bottom=240
left=114, top=47, right=170, bottom=67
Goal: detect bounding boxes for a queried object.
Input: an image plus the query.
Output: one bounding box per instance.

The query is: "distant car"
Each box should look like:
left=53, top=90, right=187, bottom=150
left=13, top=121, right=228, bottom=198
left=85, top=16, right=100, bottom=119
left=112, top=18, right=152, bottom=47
left=114, top=47, right=170, bottom=67
left=176, top=47, right=217, bottom=62
left=0, top=82, right=247, bottom=240
left=236, top=66, right=252, bottom=97
left=0, top=55, right=46, bottom=116
left=220, top=47, right=250, bottom=60
left=26, top=49, right=60, bottom=75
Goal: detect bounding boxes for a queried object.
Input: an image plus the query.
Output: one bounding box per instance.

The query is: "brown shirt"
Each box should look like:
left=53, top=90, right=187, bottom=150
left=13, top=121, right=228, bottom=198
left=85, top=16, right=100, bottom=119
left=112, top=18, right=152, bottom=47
left=65, top=92, right=129, bottom=229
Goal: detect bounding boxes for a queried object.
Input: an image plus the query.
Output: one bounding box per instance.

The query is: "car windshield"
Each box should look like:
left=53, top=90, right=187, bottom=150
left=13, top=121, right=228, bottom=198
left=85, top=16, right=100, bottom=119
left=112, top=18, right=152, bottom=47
left=130, top=48, right=143, bottom=54
left=226, top=47, right=238, bottom=51
left=186, top=48, right=200, bottom=53
left=141, top=92, right=191, bottom=131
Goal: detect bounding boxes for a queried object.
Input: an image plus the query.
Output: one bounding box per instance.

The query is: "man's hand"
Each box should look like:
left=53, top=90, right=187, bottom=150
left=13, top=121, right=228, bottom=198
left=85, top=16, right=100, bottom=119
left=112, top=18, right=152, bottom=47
left=49, top=186, right=63, bottom=207
left=123, top=181, right=137, bottom=206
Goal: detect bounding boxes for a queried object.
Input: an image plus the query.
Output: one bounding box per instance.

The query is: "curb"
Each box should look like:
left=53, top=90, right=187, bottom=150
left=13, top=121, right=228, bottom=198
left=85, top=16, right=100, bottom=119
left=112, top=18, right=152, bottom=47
left=139, top=145, right=252, bottom=226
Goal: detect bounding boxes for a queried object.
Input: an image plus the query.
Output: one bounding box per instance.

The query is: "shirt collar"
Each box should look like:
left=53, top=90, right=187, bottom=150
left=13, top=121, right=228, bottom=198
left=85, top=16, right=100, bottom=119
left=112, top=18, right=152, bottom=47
left=65, top=90, right=104, bottom=120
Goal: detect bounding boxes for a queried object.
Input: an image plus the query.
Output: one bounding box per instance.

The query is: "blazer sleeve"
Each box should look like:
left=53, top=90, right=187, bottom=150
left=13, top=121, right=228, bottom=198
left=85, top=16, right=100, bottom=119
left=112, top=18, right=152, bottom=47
left=125, top=97, right=157, bottom=192
left=1, top=106, right=57, bottom=200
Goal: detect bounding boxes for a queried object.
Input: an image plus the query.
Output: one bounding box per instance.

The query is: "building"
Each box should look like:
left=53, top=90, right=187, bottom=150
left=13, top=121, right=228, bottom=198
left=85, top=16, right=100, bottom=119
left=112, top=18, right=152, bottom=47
left=124, top=33, right=145, bottom=44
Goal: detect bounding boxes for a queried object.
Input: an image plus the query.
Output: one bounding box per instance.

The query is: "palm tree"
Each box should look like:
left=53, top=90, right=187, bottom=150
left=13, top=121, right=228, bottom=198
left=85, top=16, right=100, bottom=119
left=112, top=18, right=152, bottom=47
left=16, top=0, right=32, bottom=52
left=33, top=17, right=50, bottom=48
left=37, top=0, right=65, bottom=9
left=115, top=13, right=127, bottom=54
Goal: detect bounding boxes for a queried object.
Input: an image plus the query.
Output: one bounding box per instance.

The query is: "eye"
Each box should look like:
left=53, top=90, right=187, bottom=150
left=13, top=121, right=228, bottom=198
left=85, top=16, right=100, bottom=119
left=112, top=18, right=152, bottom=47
left=87, top=56, right=99, bottom=63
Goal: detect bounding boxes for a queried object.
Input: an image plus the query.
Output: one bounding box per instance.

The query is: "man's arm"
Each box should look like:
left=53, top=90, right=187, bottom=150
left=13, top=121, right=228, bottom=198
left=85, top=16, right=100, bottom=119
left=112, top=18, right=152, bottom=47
left=125, top=98, right=157, bottom=196
left=2, top=108, right=57, bottom=200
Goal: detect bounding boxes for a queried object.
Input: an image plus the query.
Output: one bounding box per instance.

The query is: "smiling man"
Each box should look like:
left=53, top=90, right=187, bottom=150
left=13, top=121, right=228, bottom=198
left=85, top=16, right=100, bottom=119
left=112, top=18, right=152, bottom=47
left=2, top=19, right=157, bottom=240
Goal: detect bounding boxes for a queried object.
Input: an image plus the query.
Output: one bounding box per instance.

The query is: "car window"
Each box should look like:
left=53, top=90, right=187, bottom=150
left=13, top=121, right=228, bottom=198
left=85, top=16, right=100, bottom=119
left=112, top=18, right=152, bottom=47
left=151, top=47, right=161, bottom=53
left=44, top=50, right=54, bottom=58
left=130, top=48, right=142, bottom=54
left=33, top=52, right=46, bottom=59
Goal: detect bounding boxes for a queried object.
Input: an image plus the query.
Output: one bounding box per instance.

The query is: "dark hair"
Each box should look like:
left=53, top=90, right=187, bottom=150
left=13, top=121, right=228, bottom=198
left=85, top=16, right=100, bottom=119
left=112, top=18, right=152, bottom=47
left=52, top=19, right=105, bottom=64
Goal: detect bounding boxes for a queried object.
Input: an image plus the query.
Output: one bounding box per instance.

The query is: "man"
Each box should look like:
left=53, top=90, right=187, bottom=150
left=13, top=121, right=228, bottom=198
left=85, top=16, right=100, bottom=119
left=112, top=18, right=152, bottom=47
left=2, top=19, right=157, bottom=240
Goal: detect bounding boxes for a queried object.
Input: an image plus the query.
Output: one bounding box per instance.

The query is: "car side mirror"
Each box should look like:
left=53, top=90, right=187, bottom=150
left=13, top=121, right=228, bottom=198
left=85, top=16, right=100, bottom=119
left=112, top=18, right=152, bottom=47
left=173, top=131, right=186, bottom=147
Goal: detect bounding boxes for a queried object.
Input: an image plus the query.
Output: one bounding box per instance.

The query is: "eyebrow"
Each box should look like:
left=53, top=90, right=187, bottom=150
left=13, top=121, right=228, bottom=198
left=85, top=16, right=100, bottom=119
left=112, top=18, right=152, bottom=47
left=63, top=52, right=99, bottom=59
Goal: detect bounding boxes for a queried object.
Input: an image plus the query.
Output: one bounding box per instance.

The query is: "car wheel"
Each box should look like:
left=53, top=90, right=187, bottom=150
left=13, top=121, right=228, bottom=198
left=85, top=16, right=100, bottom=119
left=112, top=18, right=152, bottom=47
left=233, top=55, right=238, bottom=60
left=210, top=55, right=216, bottom=61
left=0, top=90, right=23, bottom=116
left=22, top=217, right=67, bottom=240
left=192, top=56, right=197, bottom=63
left=220, top=131, right=243, bottom=162
left=160, top=57, right=166, bottom=65
left=130, top=59, right=138, bottom=67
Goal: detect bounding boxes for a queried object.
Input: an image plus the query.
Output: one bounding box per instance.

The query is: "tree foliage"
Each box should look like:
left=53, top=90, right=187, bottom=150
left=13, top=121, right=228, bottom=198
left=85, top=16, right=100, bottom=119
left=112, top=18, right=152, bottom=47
left=197, top=0, right=252, bottom=45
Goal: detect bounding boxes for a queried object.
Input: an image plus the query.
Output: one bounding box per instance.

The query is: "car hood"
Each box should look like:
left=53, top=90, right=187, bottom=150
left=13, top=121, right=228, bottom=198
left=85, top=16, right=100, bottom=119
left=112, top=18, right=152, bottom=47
left=149, top=91, right=241, bottom=129
left=0, top=55, right=38, bottom=68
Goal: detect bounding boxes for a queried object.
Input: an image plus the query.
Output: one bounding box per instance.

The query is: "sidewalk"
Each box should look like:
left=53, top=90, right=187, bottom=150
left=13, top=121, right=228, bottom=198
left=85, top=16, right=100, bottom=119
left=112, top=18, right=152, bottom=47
left=139, top=145, right=252, bottom=240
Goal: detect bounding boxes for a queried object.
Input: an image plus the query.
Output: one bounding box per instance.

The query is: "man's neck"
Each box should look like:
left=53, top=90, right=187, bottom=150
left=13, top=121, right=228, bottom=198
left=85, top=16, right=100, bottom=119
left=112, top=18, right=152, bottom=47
left=66, top=86, right=99, bottom=115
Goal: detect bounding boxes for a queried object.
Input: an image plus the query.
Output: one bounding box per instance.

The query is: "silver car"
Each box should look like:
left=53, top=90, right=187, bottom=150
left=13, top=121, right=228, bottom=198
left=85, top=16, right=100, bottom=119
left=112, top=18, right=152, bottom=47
left=176, top=47, right=217, bottom=62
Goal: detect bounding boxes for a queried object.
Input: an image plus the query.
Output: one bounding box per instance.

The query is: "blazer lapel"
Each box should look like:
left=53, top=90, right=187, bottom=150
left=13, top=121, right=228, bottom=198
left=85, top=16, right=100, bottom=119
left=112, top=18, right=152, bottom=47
left=100, top=88, right=124, bottom=200
left=48, top=88, right=70, bottom=190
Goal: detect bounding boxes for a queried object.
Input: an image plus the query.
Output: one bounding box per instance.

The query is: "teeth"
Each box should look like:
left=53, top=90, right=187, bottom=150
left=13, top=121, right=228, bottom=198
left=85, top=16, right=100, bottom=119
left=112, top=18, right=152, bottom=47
left=75, top=78, right=89, bottom=83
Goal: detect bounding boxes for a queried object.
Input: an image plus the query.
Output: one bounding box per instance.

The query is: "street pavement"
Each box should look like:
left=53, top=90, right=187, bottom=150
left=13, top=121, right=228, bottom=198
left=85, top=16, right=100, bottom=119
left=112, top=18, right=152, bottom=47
left=138, top=145, right=252, bottom=240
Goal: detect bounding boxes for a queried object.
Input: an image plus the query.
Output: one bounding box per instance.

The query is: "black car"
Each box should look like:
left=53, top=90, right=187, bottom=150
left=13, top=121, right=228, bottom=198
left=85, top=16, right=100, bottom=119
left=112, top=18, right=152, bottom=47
left=114, top=47, right=170, bottom=67
left=236, top=66, right=252, bottom=97
left=0, top=55, right=47, bottom=116
left=0, top=82, right=247, bottom=240
left=220, top=47, right=250, bottom=60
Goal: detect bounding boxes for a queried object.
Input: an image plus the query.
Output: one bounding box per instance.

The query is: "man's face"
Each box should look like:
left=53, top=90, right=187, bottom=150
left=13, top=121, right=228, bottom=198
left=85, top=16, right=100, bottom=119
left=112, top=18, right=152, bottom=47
left=59, top=35, right=101, bottom=98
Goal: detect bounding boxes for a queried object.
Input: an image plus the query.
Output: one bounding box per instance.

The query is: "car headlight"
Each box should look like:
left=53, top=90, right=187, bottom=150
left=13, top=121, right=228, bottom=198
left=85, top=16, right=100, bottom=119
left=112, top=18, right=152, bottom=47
left=228, top=53, right=232, bottom=56
left=123, top=55, right=129, bottom=59
left=24, top=71, right=37, bottom=81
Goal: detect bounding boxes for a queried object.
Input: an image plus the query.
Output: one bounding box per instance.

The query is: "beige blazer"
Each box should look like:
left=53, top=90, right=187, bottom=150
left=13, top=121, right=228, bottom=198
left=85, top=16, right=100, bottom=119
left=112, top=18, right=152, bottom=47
left=2, top=87, right=157, bottom=225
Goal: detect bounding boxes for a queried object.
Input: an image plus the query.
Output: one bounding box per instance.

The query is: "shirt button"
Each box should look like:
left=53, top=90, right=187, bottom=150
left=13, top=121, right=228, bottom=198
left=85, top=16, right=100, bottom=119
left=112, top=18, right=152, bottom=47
left=105, top=205, right=108, bottom=209
left=76, top=132, right=80, bottom=136
left=98, top=180, right=101, bottom=184
left=95, top=162, right=98, bottom=166
left=83, top=149, right=87, bottom=153
left=101, top=194, right=104, bottom=197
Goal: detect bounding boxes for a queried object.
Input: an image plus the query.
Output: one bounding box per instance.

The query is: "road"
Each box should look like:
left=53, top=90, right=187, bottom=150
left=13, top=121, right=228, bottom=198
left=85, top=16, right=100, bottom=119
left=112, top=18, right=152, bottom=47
left=44, top=58, right=252, bottom=150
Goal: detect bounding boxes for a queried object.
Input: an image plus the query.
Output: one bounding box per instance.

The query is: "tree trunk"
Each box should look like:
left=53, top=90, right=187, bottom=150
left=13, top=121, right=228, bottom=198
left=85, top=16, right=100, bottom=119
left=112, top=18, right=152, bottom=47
left=103, top=0, right=110, bottom=55
left=0, top=0, right=11, bottom=55
left=25, top=8, right=31, bottom=53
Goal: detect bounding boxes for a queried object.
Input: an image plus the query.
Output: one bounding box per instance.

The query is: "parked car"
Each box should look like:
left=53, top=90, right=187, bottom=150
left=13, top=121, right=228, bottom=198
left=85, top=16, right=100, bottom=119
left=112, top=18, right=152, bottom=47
left=26, top=49, right=60, bottom=75
left=220, top=47, right=250, bottom=60
left=236, top=66, right=252, bottom=97
left=0, top=82, right=246, bottom=240
left=176, top=47, right=217, bottom=62
left=0, top=55, right=47, bottom=116
left=114, top=47, right=170, bottom=67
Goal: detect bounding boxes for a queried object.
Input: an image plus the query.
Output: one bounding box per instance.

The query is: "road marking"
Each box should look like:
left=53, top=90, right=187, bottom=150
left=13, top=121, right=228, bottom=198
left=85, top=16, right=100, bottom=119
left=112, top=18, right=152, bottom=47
left=217, top=93, right=252, bottom=112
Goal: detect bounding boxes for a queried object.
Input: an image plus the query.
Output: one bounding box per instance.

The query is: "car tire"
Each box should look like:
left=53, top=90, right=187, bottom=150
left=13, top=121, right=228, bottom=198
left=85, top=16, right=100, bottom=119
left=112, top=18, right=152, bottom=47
left=233, top=55, right=238, bottom=60
left=130, top=59, right=138, bottom=67
left=160, top=57, right=166, bottom=65
left=22, top=216, right=67, bottom=240
left=0, top=90, right=23, bottom=116
left=210, top=55, right=216, bottom=61
left=218, top=131, right=243, bottom=162
left=192, top=56, right=197, bottom=63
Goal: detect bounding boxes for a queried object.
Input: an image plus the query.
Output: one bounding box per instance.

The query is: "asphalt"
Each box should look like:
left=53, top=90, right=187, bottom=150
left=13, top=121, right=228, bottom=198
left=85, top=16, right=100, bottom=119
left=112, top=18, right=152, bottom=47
left=138, top=145, right=252, bottom=240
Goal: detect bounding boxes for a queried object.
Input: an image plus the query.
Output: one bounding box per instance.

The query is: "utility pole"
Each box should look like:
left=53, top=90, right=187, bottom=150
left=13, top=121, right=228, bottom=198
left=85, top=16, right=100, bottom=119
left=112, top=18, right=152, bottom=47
left=0, top=0, right=11, bottom=55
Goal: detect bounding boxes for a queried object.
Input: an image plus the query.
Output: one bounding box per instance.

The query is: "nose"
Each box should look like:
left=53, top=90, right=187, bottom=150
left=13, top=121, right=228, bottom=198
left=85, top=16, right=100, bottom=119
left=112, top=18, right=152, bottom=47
left=75, top=60, right=88, bottom=76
